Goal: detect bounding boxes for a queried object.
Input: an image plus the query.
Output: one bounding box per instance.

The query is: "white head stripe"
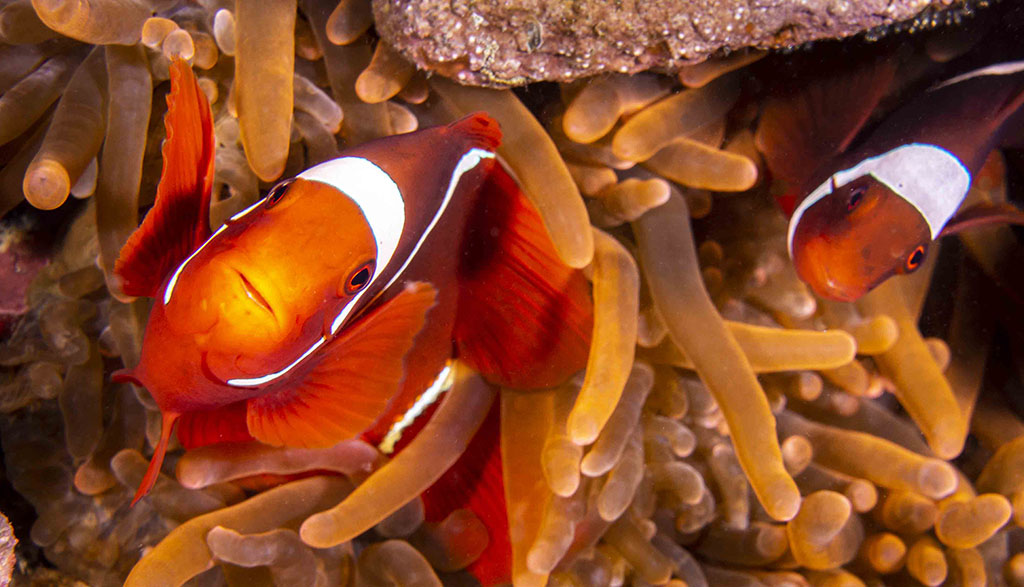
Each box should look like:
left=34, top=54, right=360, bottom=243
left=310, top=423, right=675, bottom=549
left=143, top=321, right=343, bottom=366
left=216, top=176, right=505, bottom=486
left=931, top=60, right=1024, bottom=91
left=163, top=224, right=227, bottom=305
left=787, top=180, right=833, bottom=257
left=298, top=157, right=405, bottom=277
left=227, top=336, right=327, bottom=387
left=834, top=144, right=970, bottom=238
left=788, top=143, right=970, bottom=256
left=228, top=197, right=267, bottom=223
left=298, top=157, right=405, bottom=335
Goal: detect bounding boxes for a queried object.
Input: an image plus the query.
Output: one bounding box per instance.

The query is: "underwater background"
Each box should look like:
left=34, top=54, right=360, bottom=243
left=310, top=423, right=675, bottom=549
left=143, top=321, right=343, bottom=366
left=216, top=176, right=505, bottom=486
left=0, top=0, right=1023, bottom=585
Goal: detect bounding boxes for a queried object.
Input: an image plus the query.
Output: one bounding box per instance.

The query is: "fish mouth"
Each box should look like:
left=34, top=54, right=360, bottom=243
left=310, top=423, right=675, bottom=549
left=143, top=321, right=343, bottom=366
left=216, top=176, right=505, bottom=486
left=795, top=242, right=866, bottom=303
left=238, top=271, right=275, bottom=316
left=814, top=262, right=872, bottom=302
left=816, top=279, right=861, bottom=303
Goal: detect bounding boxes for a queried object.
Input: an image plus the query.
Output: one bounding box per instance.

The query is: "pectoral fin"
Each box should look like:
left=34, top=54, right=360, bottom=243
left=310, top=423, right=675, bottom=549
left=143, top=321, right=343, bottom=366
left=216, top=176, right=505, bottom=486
left=941, top=201, right=1024, bottom=236
left=246, top=282, right=438, bottom=448
left=114, top=58, right=215, bottom=297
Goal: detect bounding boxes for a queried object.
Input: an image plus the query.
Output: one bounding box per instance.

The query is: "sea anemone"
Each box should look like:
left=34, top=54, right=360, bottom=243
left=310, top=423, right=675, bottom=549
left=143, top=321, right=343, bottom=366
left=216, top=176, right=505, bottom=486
left=0, top=1, right=1022, bottom=586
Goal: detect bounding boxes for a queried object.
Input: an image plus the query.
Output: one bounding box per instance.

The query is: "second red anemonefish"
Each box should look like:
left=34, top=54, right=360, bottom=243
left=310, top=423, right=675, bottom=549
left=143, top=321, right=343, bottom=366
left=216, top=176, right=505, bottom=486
left=758, top=57, right=1024, bottom=302
left=113, top=59, right=592, bottom=584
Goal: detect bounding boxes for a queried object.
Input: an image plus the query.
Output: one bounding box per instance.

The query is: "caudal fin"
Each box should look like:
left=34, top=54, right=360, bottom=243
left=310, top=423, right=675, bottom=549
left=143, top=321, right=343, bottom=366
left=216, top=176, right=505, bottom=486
left=455, top=163, right=592, bottom=389
left=114, top=58, right=215, bottom=298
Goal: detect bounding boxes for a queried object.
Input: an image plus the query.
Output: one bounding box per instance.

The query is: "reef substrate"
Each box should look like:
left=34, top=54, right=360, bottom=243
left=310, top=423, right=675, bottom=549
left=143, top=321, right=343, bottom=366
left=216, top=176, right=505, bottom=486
left=375, top=0, right=986, bottom=86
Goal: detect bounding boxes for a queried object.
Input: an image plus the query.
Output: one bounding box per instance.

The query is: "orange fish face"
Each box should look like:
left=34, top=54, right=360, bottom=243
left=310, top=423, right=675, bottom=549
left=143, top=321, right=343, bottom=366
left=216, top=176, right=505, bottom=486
left=161, top=178, right=377, bottom=369
left=790, top=175, right=930, bottom=302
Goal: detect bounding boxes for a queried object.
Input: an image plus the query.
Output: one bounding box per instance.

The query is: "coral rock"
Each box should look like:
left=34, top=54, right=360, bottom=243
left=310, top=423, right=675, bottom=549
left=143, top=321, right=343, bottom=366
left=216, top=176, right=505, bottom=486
left=0, top=511, right=14, bottom=586
left=375, top=0, right=979, bottom=86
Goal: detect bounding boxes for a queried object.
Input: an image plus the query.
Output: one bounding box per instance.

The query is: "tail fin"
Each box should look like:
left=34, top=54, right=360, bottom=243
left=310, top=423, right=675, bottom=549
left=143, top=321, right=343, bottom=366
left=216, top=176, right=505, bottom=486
left=449, top=113, right=503, bottom=151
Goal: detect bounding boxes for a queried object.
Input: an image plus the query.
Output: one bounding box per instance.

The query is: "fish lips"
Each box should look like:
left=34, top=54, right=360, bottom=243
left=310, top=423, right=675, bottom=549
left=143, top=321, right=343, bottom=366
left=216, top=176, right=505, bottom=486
left=793, top=236, right=872, bottom=302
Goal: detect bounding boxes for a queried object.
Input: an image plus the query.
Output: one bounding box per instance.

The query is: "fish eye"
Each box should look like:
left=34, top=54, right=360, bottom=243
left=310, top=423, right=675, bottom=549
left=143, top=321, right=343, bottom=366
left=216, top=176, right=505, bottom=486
left=344, top=260, right=375, bottom=295
left=847, top=186, right=865, bottom=211
left=264, top=178, right=295, bottom=208
left=905, top=245, right=925, bottom=272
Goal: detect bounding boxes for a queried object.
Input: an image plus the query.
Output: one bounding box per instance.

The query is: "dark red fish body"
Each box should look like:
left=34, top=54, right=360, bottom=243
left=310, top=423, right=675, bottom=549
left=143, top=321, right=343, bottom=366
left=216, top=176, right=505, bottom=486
left=758, top=58, right=1024, bottom=301
left=113, top=60, right=592, bottom=584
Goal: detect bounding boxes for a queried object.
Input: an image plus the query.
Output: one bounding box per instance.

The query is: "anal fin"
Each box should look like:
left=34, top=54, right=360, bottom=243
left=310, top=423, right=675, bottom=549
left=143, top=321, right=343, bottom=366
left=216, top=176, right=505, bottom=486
left=246, top=282, right=438, bottom=448
left=455, top=164, right=593, bottom=389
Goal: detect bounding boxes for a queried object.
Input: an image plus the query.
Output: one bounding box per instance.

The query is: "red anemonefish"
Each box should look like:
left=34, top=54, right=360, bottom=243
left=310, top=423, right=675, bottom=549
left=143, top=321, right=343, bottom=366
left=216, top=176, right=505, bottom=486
left=757, top=57, right=1024, bottom=302
left=112, top=57, right=592, bottom=567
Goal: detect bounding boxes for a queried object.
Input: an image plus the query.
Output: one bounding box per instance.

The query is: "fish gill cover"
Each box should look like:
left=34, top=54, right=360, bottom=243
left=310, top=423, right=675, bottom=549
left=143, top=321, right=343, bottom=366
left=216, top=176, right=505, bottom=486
left=0, top=0, right=1022, bottom=586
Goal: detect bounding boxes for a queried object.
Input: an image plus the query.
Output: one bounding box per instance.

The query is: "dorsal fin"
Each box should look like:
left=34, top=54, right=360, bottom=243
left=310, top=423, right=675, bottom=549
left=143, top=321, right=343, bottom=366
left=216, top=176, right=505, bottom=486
left=114, top=58, right=215, bottom=297
left=755, top=56, right=897, bottom=203
left=448, top=112, right=502, bottom=151
left=454, top=163, right=592, bottom=389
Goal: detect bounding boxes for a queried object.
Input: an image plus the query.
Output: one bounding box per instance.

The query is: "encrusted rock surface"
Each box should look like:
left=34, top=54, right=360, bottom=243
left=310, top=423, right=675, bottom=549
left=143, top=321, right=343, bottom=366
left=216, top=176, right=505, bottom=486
left=0, top=512, right=13, bottom=586
left=374, top=0, right=982, bottom=86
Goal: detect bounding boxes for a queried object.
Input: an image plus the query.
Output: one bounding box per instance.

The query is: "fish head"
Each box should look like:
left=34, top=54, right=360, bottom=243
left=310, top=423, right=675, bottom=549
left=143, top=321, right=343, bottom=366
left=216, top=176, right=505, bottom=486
left=791, top=174, right=930, bottom=302
left=158, top=178, right=378, bottom=367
